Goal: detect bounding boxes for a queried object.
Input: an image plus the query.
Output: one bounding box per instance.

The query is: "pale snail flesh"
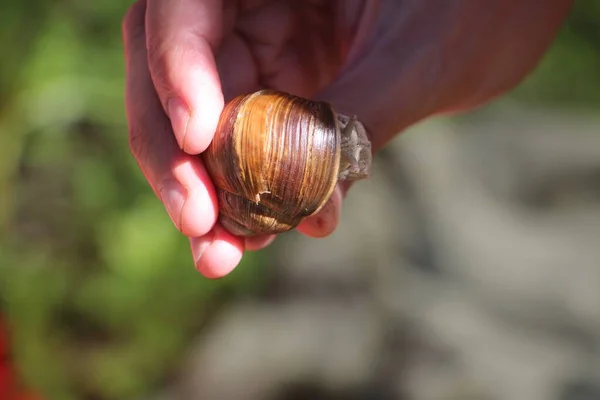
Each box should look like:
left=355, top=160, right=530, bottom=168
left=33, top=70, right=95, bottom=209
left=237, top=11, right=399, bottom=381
left=202, top=89, right=372, bottom=237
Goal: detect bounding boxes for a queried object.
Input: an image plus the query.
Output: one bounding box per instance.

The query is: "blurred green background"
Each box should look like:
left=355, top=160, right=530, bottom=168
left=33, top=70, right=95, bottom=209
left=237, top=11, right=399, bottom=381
left=0, top=1, right=597, bottom=400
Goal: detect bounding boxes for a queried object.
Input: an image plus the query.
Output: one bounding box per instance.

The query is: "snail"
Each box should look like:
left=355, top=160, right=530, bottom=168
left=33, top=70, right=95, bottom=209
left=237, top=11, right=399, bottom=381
left=201, top=89, right=372, bottom=237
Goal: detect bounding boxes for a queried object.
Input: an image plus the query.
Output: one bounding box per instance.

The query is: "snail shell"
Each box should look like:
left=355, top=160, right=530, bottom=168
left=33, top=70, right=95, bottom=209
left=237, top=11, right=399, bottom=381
left=202, top=90, right=372, bottom=237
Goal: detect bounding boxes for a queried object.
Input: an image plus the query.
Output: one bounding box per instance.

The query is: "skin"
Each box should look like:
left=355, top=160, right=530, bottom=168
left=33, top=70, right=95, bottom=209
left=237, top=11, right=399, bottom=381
left=122, top=0, right=573, bottom=279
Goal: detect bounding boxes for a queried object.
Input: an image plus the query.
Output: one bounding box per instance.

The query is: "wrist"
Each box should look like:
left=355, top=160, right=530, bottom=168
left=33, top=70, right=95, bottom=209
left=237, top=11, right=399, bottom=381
left=319, top=0, right=573, bottom=154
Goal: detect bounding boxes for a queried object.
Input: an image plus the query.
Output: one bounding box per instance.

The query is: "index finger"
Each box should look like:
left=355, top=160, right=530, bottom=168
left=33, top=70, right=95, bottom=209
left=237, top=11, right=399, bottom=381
left=145, top=0, right=225, bottom=155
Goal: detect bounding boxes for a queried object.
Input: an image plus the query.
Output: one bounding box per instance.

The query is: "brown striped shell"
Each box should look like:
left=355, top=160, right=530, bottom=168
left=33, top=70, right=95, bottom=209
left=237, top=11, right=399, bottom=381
left=202, top=90, right=372, bottom=237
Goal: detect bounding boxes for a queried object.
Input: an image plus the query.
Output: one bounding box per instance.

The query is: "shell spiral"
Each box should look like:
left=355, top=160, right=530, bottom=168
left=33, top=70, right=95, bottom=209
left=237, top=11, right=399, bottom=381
left=202, top=90, right=341, bottom=236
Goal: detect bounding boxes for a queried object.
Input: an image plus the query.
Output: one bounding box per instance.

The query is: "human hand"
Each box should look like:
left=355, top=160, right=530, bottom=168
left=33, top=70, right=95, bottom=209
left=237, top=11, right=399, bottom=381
left=122, top=0, right=572, bottom=278
left=122, top=0, right=383, bottom=278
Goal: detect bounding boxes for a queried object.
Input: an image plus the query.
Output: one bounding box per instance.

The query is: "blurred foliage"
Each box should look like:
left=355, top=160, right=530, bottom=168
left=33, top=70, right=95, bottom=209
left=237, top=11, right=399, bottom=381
left=0, top=2, right=265, bottom=400
left=0, top=1, right=597, bottom=400
left=512, top=1, right=600, bottom=107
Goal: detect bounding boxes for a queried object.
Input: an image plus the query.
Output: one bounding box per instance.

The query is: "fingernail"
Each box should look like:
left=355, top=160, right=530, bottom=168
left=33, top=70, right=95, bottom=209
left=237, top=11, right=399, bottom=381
left=160, top=180, right=187, bottom=231
left=167, top=97, right=190, bottom=150
left=190, top=233, right=213, bottom=268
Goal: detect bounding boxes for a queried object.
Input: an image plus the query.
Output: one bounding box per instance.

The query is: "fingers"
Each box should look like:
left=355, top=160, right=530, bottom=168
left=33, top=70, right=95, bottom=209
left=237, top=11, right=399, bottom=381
left=296, top=185, right=344, bottom=238
left=124, top=1, right=279, bottom=279
left=145, top=0, right=225, bottom=154
left=123, top=0, right=219, bottom=238
left=245, top=234, right=276, bottom=251
left=192, top=189, right=338, bottom=280
left=190, top=224, right=244, bottom=279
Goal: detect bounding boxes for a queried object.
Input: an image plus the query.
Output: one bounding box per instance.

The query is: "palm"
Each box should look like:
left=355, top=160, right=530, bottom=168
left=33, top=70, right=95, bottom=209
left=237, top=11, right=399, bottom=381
left=217, top=0, right=350, bottom=102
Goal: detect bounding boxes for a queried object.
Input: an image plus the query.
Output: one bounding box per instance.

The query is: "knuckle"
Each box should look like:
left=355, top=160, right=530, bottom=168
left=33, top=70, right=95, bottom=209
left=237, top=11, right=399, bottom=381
left=122, top=0, right=147, bottom=47
left=145, top=39, right=176, bottom=97
left=145, top=41, right=167, bottom=77
left=127, top=124, right=148, bottom=166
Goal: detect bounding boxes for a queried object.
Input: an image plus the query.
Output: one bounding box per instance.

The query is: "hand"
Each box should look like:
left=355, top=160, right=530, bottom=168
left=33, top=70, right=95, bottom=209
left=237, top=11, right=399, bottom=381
left=122, top=0, right=572, bottom=278
left=122, top=0, right=374, bottom=278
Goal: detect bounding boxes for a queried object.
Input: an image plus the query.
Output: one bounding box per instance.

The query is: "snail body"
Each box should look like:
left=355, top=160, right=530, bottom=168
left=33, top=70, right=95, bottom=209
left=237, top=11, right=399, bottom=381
left=202, top=90, right=372, bottom=237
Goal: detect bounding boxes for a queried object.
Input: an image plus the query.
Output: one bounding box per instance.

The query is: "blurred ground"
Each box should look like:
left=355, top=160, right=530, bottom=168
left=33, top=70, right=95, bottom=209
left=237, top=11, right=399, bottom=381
left=168, top=104, right=600, bottom=400
left=0, top=2, right=599, bottom=400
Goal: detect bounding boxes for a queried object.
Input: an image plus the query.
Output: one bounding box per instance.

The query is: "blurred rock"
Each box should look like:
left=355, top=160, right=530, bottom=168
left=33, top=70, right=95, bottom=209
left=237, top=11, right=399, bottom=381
left=175, top=299, right=385, bottom=400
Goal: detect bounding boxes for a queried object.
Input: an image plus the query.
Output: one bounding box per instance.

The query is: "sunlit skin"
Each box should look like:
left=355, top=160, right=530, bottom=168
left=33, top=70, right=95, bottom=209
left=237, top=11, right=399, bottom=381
left=122, top=0, right=573, bottom=279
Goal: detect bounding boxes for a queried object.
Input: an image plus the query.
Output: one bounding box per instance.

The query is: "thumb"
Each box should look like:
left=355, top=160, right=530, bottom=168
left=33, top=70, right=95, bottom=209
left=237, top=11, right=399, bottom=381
left=145, top=0, right=224, bottom=155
